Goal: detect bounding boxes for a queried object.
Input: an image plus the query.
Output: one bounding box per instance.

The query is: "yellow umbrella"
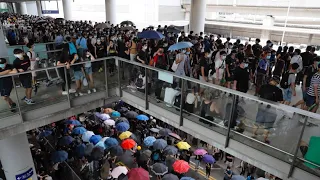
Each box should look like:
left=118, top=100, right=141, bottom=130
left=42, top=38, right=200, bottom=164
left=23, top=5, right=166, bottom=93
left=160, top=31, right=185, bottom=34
left=176, top=141, right=191, bottom=150
left=119, top=131, right=132, bottom=140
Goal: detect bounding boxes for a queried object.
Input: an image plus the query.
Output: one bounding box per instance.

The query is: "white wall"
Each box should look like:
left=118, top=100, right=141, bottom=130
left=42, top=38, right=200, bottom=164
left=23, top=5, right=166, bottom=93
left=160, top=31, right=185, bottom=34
left=25, top=1, right=38, bottom=16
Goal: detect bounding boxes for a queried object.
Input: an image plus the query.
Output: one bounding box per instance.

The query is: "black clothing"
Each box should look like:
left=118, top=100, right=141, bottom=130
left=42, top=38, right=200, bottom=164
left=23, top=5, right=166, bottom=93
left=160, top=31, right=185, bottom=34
left=137, top=50, right=147, bottom=63
left=259, top=84, right=283, bottom=102
left=304, top=65, right=317, bottom=88
left=234, top=67, right=250, bottom=93
left=252, top=43, right=262, bottom=58
left=301, top=52, right=314, bottom=67
left=273, top=59, right=285, bottom=77
left=199, top=57, right=209, bottom=77
left=0, top=64, right=13, bottom=88
left=13, top=55, right=30, bottom=72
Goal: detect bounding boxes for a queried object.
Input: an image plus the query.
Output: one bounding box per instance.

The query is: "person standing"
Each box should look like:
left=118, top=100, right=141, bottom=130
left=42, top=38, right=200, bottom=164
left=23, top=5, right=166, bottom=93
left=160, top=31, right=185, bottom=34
left=205, top=163, right=211, bottom=179
left=213, top=51, right=226, bottom=85
left=233, top=59, right=250, bottom=93
left=290, top=49, right=303, bottom=85
left=129, top=36, right=137, bottom=61
left=280, top=63, right=299, bottom=105
left=13, top=49, right=35, bottom=104
left=0, top=58, right=17, bottom=111
left=26, top=41, right=39, bottom=93
left=306, top=62, right=320, bottom=113
left=225, top=50, right=237, bottom=89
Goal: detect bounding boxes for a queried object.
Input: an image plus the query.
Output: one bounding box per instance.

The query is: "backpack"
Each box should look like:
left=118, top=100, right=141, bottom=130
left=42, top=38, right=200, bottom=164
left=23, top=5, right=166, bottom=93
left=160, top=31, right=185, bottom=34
left=135, top=75, right=144, bottom=88
left=155, top=55, right=167, bottom=69
left=152, top=152, right=159, bottom=161
left=280, top=71, right=294, bottom=89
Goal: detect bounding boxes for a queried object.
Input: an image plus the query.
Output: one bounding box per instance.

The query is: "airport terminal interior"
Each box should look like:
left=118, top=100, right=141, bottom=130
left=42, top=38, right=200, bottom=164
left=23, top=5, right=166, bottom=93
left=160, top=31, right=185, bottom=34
left=0, top=0, right=320, bottom=180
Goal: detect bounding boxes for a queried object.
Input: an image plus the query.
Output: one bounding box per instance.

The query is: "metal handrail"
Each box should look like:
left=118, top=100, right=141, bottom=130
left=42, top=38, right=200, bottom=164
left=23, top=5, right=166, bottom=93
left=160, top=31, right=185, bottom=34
left=1, top=49, right=62, bottom=59
left=6, top=41, right=57, bottom=48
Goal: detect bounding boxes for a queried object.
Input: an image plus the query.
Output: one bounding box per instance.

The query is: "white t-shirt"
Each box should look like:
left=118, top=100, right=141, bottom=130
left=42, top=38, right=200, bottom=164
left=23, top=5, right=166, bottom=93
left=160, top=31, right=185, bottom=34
left=186, top=93, right=196, bottom=104
left=164, top=87, right=180, bottom=107
left=213, top=59, right=225, bottom=79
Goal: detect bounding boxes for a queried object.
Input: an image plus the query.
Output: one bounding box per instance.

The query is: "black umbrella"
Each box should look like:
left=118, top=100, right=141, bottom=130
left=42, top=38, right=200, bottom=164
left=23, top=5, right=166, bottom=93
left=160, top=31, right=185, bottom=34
left=118, top=174, right=129, bottom=180
left=163, top=173, right=179, bottom=180
left=118, top=107, right=129, bottom=113
left=120, top=20, right=134, bottom=26
left=125, top=111, right=138, bottom=119
left=163, top=145, right=178, bottom=155
left=138, top=153, right=149, bottom=162
left=115, top=117, right=129, bottom=125
left=159, top=128, right=172, bottom=137
left=116, top=151, right=136, bottom=169
left=167, top=25, right=181, bottom=34
left=120, top=26, right=135, bottom=31
left=165, top=156, right=176, bottom=173
left=84, top=143, right=94, bottom=156
left=91, top=146, right=104, bottom=160
left=109, top=145, right=124, bottom=156
left=36, top=19, right=47, bottom=24
left=150, top=163, right=168, bottom=176
left=142, top=149, right=152, bottom=157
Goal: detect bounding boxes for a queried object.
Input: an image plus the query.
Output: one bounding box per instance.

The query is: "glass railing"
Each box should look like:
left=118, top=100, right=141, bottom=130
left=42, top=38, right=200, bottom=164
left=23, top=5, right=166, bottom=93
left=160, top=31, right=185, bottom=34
left=114, top=56, right=320, bottom=178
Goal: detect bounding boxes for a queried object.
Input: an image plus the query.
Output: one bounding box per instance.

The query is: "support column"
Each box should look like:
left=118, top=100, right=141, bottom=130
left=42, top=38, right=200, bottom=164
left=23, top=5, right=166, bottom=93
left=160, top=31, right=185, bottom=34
left=105, top=0, right=117, bottom=24
left=62, top=0, right=72, bottom=20
left=308, top=34, right=313, bottom=44
left=0, top=25, right=8, bottom=58
left=0, top=133, right=37, bottom=180
left=14, top=2, right=28, bottom=15
left=36, top=0, right=42, bottom=17
left=190, top=0, right=206, bottom=35
left=261, top=15, right=274, bottom=43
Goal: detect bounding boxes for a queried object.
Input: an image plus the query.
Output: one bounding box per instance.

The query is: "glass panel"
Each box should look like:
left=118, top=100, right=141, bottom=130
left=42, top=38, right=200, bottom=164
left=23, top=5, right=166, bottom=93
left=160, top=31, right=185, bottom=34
left=182, top=79, right=229, bottom=135
left=15, top=68, right=67, bottom=111
left=295, top=116, right=320, bottom=177
left=0, top=75, right=19, bottom=118
left=107, top=57, right=120, bottom=90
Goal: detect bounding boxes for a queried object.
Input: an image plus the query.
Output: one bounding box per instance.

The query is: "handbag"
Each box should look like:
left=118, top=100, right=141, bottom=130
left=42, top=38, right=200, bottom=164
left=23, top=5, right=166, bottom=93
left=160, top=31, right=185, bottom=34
left=83, top=77, right=88, bottom=86
left=171, top=54, right=181, bottom=72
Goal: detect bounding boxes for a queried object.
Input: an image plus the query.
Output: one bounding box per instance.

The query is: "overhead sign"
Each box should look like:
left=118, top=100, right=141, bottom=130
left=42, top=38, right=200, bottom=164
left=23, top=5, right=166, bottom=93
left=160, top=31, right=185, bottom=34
left=42, top=10, right=59, bottom=14
left=16, top=168, right=33, bottom=180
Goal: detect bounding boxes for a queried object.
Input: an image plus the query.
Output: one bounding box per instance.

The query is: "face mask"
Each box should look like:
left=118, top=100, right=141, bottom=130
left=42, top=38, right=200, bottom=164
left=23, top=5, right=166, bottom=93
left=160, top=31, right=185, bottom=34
left=14, top=54, right=23, bottom=59
left=143, top=46, right=147, bottom=50
left=86, top=55, right=90, bottom=58
left=94, top=35, right=97, bottom=38
left=0, top=64, right=5, bottom=68
left=222, top=55, right=226, bottom=60
left=266, top=55, right=271, bottom=59
left=244, top=63, right=248, bottom=68
left=182, top=50, right=186, bottom=54
left=186, top=52, right=190, bottom=55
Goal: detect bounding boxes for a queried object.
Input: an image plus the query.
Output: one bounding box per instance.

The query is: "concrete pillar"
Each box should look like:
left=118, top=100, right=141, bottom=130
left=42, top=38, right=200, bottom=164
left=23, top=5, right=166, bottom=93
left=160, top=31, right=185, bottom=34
left=308, top=34, right=313, bottom=45
left=62, top=0, right=72, bottom=20
left=0, top=25, right=8, bottom=58
left=0, top=133, right=37, bottom=180
left=229, top=29, right=233, bottom=38
left=15, top=2, right=28, bottom=15
left=36, top=0, right=42, bottom=17
left=190, top=0, right=206, bottom=34
left=261, top=15, right=274, bottom=42
left=105, top=0, right=117, bottom=24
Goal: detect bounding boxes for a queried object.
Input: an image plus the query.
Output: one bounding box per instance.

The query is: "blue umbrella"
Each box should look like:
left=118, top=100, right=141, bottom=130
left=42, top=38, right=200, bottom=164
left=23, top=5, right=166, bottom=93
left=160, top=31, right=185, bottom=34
left=104, top=137, right=119, bottom=149
left=136, top=114, right=149, bottom=121
left=38, top=130, right=52, bottom=138
left=72, top=127, right=87, bottom=135
left=202, top=154, right=215, bottom=164
left=95, top=141, right=106, bottom=150
left=75, top=144, right=86, bottom=158
left=58, top=136, right=74, bottom=146
left=168, top=42, right=193, bottom=51
left=51, top=150, right=68, bottom=163
left=138, top=30, right=164, bottom=39
left=65, top=120, right=82, bottom=126
left=181, top=177, right=195, bottom=180
left=116, top=122, right=130, bottom=132
left=163, top=145, right=178, bottom=155
left=144, top=136, right=156, bottom=146
left=111, top=111, right=121, bottom=117
left=153, top=139, right=167, bottom=150
left=90, top=135, right=102, bottom=145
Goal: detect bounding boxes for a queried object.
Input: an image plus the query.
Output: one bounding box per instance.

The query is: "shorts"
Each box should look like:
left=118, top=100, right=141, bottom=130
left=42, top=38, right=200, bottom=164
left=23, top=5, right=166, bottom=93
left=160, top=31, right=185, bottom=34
left=303, top=90, right=308, bottom=102
left=19, top=74, right=32, bottom=88
left=305, top=94, right=316, bottom=107
left=85, top=67, right=92, bottom=75
left=73, top=70, right=84, bottom=81
left=255, top=105, right=277, bottom=129
left=0, top=85, right=13, bottom=97
left=225, top=72, right=234, bottom=82
left=283, top=88, right=292, bottom=102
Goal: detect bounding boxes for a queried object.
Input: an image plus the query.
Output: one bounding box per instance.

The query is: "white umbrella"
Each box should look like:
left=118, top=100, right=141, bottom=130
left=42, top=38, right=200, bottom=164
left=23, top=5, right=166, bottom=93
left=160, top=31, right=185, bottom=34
left=82, top=131, right=95, bottom=142
left=95, top=112, right=110, bottom=121
left=256, top=178, right=269, bottom=180
left=111, top=166, right=128, bottom=178
left=104, top=119, right=115, bottom=126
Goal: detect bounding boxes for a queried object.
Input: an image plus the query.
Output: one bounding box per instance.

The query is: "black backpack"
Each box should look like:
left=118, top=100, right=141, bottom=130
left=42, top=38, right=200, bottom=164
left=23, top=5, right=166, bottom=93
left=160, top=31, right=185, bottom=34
left=280, top=71, right=294, bottom=89
left=135, top=76, right=144, bottom=88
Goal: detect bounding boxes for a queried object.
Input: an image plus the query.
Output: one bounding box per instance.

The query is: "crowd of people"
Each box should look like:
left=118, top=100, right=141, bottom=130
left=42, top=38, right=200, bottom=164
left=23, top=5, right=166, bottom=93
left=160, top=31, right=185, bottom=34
left=0, top=12, right=319, bottom=178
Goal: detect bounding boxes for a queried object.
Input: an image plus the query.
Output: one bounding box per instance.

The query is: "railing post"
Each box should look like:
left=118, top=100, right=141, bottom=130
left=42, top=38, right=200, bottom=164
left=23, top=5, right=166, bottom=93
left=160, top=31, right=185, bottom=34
left=145, top=67, right=149, bottom=110
left=225, top=94, right=237, bottom=148
left=11, top=76, right=23, bottom=120
left=64, top=67, right=71, bottom=108
left=117, top=58, right=122, bottom=97
left=288, top=116, right=308, bottom=178
left=104, top=60, right=109, bottom=98
left=179, top=79, right=185, bottom=126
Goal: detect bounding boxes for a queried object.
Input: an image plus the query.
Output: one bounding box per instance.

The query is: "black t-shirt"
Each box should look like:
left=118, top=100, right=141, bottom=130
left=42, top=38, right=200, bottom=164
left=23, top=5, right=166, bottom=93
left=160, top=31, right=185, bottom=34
left=0, top=64, right=13, bottom=88
left=72, top=56, right=82, bottom=71
left=95, top=43, right=105, bottom=58
left=273, top=59, right=285, bottom=76
left=199, top=57, right=209, bottom=77
left=234, top=67, right=250, bottom=93
left=137, top=50, right=147, bottom=63
left=226, top=56, right=236, bottom=73
left=304, top=65, right=317, bottom=88
left=301, top=52, right=314, bottom=67
left=13, top=55, right=30, bottom=72
left=252, top=43, right=262, bottom=57
left=236, top=52, right=245, bottom=62
left=259, top=84, right=283, bottom=102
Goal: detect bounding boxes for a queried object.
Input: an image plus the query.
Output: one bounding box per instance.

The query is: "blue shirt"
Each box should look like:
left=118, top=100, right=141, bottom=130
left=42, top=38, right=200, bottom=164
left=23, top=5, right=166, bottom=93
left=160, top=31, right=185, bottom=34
left=68, top=42, right=77, bottom=55
left=76, top=37, right=88, bottom=49
left=55, top=35, right=64, bottom=45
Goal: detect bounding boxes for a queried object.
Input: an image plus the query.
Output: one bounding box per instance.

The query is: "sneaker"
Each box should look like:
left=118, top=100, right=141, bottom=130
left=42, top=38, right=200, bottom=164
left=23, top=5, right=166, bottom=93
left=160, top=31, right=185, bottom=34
left=26, top=99, right=35, bottom=105
left=62, top=91, right=68, bottom=95
left=75, top=93, right=79, bottom=97
left=92, top=88, right=97, bottom=93
left=98, top=67, right=103, bottom=73
left=21, top=96, right=26, bottom=101
left=78, top=92, right=84, bottom=96
left=87, top=90, right=91, bottom=94
left=69, top=89, right=76, bottom=93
